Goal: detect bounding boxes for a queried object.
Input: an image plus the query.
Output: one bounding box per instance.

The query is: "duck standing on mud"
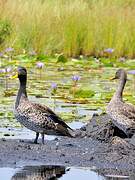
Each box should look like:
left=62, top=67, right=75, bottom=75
left=12, top=66, right=75, bottom=144
left=106, top=69, right=135, bottom=137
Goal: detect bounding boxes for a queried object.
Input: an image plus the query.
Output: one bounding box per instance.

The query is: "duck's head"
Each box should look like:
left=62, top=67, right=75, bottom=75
left=12, top=66, right=27, bottom=84
left=111, top=69, right=127, bottom=80
left=17, top=66, right=27, bottom=77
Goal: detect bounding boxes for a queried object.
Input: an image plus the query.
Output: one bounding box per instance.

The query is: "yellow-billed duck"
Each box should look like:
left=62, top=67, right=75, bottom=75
left=106, top=69, right=135, bottom=136
left=13, top=66, right=75, bottom=144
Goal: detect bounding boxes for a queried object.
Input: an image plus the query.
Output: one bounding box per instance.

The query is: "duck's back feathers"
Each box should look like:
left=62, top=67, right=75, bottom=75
left=15, top=97, right=75, bottom=137
left=107, top=99, right=135, bottom=136
left=33, top=104, right=71, bottom=127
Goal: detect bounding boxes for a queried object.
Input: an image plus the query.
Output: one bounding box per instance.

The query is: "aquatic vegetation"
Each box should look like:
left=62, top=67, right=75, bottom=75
left=104, top=48, right=114, bottom=54
left=57, top=54, right=68, bottom=63
left=118, top=57, right=126, bottom=62
left=36, top=61, right=44, bottom=79
left=71, top=74, right=81, bottom=97
left=5, top=47, right=14, bottom=53
left=29, top=50, right=37, bottom=56
left=128, top=70, right=135, bottom=75
left=0, top=67, right=12, bottom=91
left=51, top=82, right=57, bottom=95
left=0, top=19, right=11, bottom=46
left=128, top=70, right=135, bottom=95
left=51, top=82, right=58, bottom=110
left=36, top=62, right=44, bottom=69
left=0, top=52, right=3, bottom=57
left=72, top=75, right=81, bottom=86
left=74, top=89, right=95, bottom=99
left=72, top=75, right=81, bottom=82
left=0, top=56, right=135, bottom=131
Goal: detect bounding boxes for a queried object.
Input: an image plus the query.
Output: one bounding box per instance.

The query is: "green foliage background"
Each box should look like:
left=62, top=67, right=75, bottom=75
left=0, top=0, right=135, bottom=57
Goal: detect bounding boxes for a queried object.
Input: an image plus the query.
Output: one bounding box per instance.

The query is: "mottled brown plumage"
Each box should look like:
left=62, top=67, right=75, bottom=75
left=14, top=66, right=75, bottom=144
left=106, top=69, right=135, bottom=136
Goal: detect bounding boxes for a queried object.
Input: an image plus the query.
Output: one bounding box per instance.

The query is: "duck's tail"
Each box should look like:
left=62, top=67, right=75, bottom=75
left=67, top=128, right=76, bottom=137
left=56, top=124, right=76, bottom=137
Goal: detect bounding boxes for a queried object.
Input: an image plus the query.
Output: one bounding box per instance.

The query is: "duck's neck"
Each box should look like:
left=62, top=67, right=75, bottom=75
left=112, top=76, right=126, bottom=101
left=15, top=77, right=27, bottom=109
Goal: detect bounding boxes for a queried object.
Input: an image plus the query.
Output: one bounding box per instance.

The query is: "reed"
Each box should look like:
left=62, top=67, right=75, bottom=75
left=0, top=0, right=135, bottom=57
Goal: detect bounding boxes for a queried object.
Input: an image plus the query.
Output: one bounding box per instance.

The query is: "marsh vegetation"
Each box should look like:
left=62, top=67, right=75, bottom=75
left=0, top=0, right=135, bottom=57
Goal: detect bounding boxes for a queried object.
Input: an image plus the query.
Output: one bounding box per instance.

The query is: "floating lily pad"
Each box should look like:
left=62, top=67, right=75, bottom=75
left=74, top=89, right=95, bottom=98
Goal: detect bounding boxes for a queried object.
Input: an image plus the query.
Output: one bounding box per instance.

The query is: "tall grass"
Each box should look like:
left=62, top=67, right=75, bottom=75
left=0, top=0, right=135, bottom=57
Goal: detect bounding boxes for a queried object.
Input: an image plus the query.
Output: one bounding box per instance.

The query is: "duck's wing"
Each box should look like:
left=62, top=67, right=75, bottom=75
left=123, top=103, right=135, bottom=114
left=33, top=103, right=75, bottom=137
left=108, top=102, right=135, bottom=137
left=16, top=101, right=74, bottom=137
left=33, top=103, right=73, bottom=130
left=110, top=112, right=135, bottom=136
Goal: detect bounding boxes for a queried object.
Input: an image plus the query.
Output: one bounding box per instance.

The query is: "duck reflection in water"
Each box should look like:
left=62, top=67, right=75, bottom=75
left=11, top=165, right=67, bottom=180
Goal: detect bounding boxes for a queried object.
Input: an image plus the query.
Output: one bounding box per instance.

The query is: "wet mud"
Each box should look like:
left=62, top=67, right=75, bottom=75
left=0, top=114, right=135, bottom=177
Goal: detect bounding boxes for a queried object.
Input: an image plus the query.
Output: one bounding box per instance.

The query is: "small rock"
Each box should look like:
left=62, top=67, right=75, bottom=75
left=19, top=139, right=24, bottom=142
left=3, top=133, right=10, bottom=136
left=60, top=153, right=65, bottom=157
left=26, top=145, right=31, bottom=150
left=92, top=113, right=99, bottom=117
left=89, top=157, right=94, bottom=161
left=64, top=143, right=74, bottom=147
left=54, top=137, right=59, bottom=141
left=55, top=142, right=59, bottom=150
left=65, top=160, right=69, bottom=163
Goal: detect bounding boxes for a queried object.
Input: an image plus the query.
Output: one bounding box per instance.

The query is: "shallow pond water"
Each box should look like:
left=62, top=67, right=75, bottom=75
left=0, top=121, right=84, bottom=141
left=0, top=166, right=100, bottom=180
left=0, top=165, right=131, bottom=180
left=0, top=62, right=134, bottom=138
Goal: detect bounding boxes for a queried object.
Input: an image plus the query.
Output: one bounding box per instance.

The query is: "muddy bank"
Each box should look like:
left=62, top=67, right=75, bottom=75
left=0, top=135, right=135, bottom=169
left=0, top=114, right=135, bottom=173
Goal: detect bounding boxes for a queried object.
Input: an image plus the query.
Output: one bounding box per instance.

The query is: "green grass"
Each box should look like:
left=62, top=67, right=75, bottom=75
left=0, top=0, right=135, bottom=57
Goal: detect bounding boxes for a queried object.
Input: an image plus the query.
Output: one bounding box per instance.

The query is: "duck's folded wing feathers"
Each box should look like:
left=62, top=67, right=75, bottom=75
left=124, top=103, right=135, bottom=114
left=33, top=103, right=73, bottom=130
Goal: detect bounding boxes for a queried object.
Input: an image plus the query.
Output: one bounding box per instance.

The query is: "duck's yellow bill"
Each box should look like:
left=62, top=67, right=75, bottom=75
left=10, top=73, right=18, bottom=79
left=109, top=77, right=116, bottom=80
